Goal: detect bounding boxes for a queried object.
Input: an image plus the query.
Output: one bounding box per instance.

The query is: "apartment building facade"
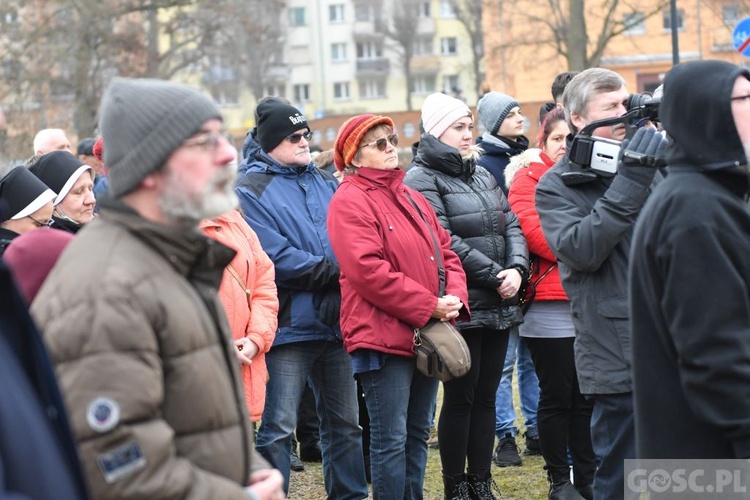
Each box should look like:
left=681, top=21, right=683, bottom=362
left=216, top=0, right=482, bottom=144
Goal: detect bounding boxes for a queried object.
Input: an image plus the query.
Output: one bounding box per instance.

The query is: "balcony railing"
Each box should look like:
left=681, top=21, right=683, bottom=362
left=356, top=58, right=390, bottom=76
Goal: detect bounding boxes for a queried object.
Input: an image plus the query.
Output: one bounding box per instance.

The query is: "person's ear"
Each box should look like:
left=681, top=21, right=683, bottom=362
left=570, top=112, right=587, bottom=133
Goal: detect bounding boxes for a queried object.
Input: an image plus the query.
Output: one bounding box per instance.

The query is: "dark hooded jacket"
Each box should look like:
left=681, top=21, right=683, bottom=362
left=405, top=133, right=528, bottom=331
left=476, top=134, right=529, bottom=194
left=630, top=60, right=750, bottom=459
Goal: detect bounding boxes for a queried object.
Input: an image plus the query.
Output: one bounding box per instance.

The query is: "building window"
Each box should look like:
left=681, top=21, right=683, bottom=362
left=359, top=80, right=386, bottom=99
left=312, top=130, right=322, bottom=144
left=329, top=4, right=345, bottom=23
left=210, top=85, right=240, bottom=106
left=333, top=82, right=350, bottom=100
left=262, top=84, right=286, bottom=98
left=326, top=127, right=337, bottom=142
left=411, top=75, right=436, bottom=95
left=662, top=8, right=685, bottom=31
left=414, top=37, right=433, bottom=56
left=623, top=12, right=646, bottom=36
left=443, top=74, right=460, bottom=93
left=354, top=4, right=373, bottom=21
left=294, top=84, right=311, bottom=103
left=723, top=5, right=741, bottom=24
left=417, top=1, right=431, bottom=18
left=289, top=7, right=306, bottom=27
left=403, top=122, right=416, bottom=138
left=440, top=37, right=458, bottom=55
left=356, top=41, right=383, bottom=59
left=331, top=42, right=348, bottom=62
left=439, top=0, right=455, bottom=18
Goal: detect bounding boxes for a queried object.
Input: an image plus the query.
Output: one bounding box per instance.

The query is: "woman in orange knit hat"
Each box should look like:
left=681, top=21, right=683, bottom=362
left=328, top=114, right=470, bottom=499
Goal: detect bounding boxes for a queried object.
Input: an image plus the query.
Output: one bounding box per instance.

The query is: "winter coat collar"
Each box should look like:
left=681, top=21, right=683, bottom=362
left=348, top=166, right=406, bottom=190
left=98, top=197, right=235, bottom=285
left=412, top=133, right=476, bottom=180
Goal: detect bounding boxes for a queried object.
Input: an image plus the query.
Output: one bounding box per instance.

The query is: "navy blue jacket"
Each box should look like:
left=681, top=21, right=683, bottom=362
left=235, top=150, right=341, bottom=346
left=476, top=135, right=529, bottom=194
left=0, top=261, right=89, bottom=499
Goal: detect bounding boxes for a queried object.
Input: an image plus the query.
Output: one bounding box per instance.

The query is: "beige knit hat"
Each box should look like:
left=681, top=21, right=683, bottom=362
left=421, top=93, right=472, bottom=138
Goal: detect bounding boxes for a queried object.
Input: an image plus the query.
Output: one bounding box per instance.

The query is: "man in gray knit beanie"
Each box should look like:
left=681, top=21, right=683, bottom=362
left=32, top=76, right=285, bottom=500
left=100, top=78, right=224, bottom=198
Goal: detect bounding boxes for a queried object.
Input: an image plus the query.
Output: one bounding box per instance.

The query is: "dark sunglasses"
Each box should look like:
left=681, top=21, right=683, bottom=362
left=360, top=133, right=399, bottom=152
left=287, top=131, right=313, bottom=144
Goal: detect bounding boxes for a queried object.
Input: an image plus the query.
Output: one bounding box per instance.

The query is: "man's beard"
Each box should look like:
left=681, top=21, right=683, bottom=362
left=159, top=164, right=238, bottom=226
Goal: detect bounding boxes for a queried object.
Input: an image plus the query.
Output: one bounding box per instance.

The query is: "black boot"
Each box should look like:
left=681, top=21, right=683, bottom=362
left=547, top=469, right=584, bottom=500
left=467, top=471, right=501, bottom=500
left=574, top=483, right=593, bottom=500
left=443, top=473, right=472, bottom=500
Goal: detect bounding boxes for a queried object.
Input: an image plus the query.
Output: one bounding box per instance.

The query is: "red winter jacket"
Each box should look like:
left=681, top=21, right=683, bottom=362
left=328, top=167, right=469, bottom=357
left=506, top=150, right=567, bottom=301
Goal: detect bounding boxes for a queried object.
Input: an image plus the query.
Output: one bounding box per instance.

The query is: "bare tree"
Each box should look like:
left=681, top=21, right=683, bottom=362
left=384, top=0, right=423, bottom=111
left=208, top=0, right=286, bottom=102
left=450, top=0, right=484, bottom=96
left=0, top=0, right=284, bottom=162
left=496, top=0, right=670, bottom=71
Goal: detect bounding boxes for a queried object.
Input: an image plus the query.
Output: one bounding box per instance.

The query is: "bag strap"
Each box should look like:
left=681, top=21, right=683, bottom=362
left=405, top=192, right=445, bottom=297
left=522, top=262, right=558, bottom=314
left=225, top=263, right=251, bottom=297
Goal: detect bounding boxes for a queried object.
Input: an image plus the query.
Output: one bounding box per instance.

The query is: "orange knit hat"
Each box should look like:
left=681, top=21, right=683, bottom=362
left=334, top=114, right=395, bottom=172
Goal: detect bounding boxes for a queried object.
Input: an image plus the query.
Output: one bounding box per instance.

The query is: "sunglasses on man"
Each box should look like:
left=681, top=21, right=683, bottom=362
left=287, top=131, right=313, bottom=144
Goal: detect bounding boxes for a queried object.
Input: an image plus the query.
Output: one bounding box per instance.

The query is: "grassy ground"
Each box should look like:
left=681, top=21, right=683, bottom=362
left=288, top=380, right=549, bottom=499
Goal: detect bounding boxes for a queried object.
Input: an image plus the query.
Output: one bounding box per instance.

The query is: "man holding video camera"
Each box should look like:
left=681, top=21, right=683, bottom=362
left=535, top=68, right=667, bottom=500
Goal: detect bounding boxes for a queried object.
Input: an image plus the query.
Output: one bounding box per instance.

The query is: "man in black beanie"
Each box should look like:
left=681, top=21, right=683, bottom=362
left=235, top=101, right=368, bottom=497
left=630, top=60, right=750, bottom=462
left=31, top=78, right=283, bottom=500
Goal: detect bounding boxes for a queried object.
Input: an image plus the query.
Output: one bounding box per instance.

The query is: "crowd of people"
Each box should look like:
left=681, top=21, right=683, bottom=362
left=1, top=57, right=748, bottom=500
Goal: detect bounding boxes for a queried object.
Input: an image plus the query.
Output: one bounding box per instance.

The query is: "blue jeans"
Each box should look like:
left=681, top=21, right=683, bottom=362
left=256, top=340, right=367, bottom=499
left=589, top=393, right=636, bottom=500
left=495, top=328, right=539, bottom=438
left=358, top=354, right=438, bottom=500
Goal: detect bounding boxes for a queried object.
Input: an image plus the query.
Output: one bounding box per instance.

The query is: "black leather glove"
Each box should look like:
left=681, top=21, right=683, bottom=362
left=318, top=289, right=341, bottom=326
left=618, top=127, right=668, bottom=186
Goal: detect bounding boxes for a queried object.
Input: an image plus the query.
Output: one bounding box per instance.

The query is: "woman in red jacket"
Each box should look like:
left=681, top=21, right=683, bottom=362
left=201, top=209, right=278, bottom=422
left=506, top=108, right=596, bottom=500
left=327, top=114, right=469, bottom=500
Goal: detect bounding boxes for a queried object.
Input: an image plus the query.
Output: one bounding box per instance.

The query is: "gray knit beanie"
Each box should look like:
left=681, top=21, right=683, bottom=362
left=99, top=78, right=223, bottom=197
left=477, top=91, right=520, bottom=136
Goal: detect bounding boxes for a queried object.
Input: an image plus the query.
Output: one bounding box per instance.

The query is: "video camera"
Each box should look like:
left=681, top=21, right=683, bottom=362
left=561, top=93, right=661, bottom=185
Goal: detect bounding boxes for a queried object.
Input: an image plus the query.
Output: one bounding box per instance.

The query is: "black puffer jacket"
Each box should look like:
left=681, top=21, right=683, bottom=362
left=405, top=134, right=528, bottom=331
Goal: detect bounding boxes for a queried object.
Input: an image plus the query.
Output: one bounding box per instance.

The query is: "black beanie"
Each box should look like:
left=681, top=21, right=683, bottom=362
left=0, top=166, right=56, bottom=221
left=662, top=60, right=750, bottom=170
left=255, top=100, right=309, bottom=153
left=28, top=151, right=93, bottom=206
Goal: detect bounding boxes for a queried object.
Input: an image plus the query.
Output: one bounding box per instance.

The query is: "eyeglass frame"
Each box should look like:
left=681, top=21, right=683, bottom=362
left=181, top=131, right=229, bottom=157
left=287, top=131, right=313, bottom=144
left=359, top=133, right=399, bottom=152
left=27, top=215, right=54, bottom=228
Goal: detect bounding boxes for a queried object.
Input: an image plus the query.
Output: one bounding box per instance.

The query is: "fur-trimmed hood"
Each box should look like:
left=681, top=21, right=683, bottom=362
left=505, top=148, right=544, bottom=190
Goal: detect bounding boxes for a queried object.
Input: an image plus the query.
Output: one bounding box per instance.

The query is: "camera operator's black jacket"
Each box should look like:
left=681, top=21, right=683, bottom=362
left=630, top=60, right=750, bottom=459
left=536, top=147, right=657, bottom=395
left=405, top=133, right=528, bottom=332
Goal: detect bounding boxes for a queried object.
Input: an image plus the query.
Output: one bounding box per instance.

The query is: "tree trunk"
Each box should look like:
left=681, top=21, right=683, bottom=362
left=567, top=0, right=587, bottom=71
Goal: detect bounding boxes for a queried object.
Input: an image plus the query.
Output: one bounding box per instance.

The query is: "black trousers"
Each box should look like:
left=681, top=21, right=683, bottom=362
left=525, top=337, right=596, bottom=485
left=438, top=327, right=509, bottom=476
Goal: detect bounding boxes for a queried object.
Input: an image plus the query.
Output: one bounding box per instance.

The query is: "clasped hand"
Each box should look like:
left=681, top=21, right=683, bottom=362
left=496, top=268, right=522, bottom=299
left=432, top=294, right=462, bottom=322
